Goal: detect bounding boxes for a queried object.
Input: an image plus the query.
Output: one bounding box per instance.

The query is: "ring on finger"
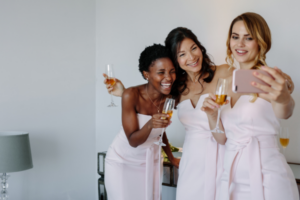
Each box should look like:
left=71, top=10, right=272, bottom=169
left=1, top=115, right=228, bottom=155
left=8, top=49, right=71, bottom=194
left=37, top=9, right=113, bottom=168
left=285, top=79, right=291, bottom=88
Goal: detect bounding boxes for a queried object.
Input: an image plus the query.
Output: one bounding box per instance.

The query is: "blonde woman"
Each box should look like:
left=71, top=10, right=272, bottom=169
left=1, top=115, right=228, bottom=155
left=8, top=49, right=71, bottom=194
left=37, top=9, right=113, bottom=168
left=202, top=12, right=298, bottom=200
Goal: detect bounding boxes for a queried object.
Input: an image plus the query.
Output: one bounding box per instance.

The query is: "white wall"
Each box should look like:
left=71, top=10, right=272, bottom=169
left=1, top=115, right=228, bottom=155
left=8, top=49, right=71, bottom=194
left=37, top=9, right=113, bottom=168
left=3, top=0, right=298, bottom=199
left=97, top=0, right=300, bottom=199
left=0, top=1, right=96, bottom=199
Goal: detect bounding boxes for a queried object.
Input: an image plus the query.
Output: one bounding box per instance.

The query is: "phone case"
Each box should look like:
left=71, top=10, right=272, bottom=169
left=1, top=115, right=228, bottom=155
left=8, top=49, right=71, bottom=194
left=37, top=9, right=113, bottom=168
left=232, top=69, right=273, bottom=93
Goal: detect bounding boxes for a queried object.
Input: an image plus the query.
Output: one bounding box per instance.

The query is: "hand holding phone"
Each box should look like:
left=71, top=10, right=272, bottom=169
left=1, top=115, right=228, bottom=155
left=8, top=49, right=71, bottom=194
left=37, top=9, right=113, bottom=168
left=232, top=69, right=273, bottom=93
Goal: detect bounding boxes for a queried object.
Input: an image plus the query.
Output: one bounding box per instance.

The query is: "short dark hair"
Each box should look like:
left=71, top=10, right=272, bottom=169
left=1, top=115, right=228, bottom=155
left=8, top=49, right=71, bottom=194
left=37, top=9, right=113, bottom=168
left=165, top=27, right=216, bottom=99
left=138, top=44, right=172, bottom=80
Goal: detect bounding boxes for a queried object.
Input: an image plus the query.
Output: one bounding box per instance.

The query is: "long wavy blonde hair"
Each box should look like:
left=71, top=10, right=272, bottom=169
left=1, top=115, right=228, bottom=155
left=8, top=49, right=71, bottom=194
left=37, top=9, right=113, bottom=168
left=226, top=12, right=272, bottom=102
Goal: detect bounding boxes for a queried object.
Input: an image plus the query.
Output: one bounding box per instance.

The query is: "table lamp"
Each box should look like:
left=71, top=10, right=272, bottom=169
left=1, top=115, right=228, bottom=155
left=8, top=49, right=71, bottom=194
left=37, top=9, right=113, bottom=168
left=0, top=132, right=33, bottom=200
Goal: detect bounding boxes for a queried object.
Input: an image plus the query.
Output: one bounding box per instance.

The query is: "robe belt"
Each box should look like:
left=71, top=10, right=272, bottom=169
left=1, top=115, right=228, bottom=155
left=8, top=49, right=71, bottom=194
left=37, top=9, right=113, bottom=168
left=225, top=135, right=278, bottom=200
left=145, top=144, right=156, bottom=200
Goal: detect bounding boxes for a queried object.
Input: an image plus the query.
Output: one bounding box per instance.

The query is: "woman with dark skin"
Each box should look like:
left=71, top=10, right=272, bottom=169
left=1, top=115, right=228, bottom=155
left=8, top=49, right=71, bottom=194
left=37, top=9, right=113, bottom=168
left=104, top=44, right=179, bottom=200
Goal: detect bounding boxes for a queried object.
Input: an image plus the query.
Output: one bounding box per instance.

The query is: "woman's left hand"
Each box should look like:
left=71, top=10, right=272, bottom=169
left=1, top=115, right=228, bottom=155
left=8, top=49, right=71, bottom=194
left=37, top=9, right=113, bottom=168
left=170, top=157, right=180, bottom=168
left=252, top=66, right=291, bottom=105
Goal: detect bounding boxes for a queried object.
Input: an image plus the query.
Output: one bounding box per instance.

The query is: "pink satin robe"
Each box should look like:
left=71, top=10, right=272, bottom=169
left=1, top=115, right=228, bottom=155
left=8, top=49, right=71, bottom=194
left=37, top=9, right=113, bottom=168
left=176, top=94, right=225, bottom=200
left=105, top=114, right=163, bottom=200
left=218, top=95, right=299, bottom=200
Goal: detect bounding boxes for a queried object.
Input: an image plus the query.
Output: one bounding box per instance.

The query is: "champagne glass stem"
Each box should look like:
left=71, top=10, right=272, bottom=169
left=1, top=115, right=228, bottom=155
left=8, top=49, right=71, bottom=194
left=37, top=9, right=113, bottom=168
left=108, top=93, right=117, bottom=107
left=160, top=129, right=166, bottom=146
left=215, top=108, right=221, bottom=130
left=211, top=108, right=224, bottom=133
left=110, top=94, right=114, bottom=104
left=154, top=129, right=166, bottom=146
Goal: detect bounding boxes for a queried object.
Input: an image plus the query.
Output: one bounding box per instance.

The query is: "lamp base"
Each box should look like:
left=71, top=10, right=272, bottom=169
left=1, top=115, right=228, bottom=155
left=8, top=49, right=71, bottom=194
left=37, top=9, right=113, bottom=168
left=0, top=173, right=9, bottom=200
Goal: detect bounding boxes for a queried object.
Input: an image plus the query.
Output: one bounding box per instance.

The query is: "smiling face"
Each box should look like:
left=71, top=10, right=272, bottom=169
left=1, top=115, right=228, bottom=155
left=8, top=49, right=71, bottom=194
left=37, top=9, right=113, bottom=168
left=177, top=38, right=203, bottom=73
left=143, top=57, right=176, bottom=95
left=230, top=20, right=259, bottom=69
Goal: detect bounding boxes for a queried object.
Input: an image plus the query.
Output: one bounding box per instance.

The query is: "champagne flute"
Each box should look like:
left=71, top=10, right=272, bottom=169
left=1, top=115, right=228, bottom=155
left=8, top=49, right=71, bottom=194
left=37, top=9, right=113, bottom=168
left=154, top=98, right=175, bottom=146
left=211, top=78, right=227, bottom=133
left=279, top=127, right=290, bottom=156
left=105, top=64, right=117, bottom=107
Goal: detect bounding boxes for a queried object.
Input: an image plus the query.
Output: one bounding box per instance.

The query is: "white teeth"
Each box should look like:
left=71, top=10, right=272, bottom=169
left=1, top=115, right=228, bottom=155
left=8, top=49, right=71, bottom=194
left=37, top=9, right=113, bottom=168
left=237, top=50, right=247, bottom=53
left=161, top=83, right=171, bottom=88
left=188, top=61, right=197, bottom=66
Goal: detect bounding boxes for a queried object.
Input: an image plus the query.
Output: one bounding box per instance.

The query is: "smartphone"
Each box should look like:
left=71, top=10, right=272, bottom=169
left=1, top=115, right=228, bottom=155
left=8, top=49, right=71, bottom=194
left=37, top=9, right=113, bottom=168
left=232, top=69, right=273, bottom=93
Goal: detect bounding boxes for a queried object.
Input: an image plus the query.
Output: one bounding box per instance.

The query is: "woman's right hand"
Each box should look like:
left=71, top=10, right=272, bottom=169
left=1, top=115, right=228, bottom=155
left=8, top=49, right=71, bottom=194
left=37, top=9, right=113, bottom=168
left=149, top=113, right=171, bottom=129
left=201, top=93, right=228, bottom=144
left=201, top=93, right=229, bottom=119
left=201, top=93, right=219, bottom=119
left=170, top=157, right=180, bottom=168
left=103, top=73, right=125, bottom=97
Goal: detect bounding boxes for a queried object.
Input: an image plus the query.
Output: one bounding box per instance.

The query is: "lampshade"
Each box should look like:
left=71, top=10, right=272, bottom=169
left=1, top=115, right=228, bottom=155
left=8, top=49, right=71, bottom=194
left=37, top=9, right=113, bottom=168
left=0, top=131, right=33, bottom=173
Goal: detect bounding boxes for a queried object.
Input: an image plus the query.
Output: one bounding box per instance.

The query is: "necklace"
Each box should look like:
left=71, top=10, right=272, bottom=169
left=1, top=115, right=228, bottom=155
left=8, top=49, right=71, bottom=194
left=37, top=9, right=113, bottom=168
left=146, top=85, right=163, bottom=113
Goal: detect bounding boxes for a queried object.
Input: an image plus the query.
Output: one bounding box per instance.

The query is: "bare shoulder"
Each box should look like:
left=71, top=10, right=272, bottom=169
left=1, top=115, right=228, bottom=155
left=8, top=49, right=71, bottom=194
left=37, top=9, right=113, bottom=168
left=122, top=86, right=141, bottom=102
left=215, top=64, right=234, bottom=78
left=216, top=63, right=230, bottom=71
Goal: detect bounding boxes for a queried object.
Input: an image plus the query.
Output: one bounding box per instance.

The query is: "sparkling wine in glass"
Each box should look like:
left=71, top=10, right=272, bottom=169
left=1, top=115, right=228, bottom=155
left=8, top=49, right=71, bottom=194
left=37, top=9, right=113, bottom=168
left=279, top=127, right=289, bottom=156
left=154, top=98, right=175, bottom=146
left=211, top=78, right=227, bottom=133
left=105, top=64, right=117, bottom=107
left=161, top=98, right=175, bottom=120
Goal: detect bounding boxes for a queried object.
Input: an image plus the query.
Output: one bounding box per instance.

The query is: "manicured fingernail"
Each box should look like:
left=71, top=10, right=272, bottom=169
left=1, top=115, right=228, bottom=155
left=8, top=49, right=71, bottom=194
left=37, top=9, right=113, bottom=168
left=252, top=82, right=257, bottom=86
left=261, top=66, right=265, bottom=69
left=211, top=106, right=215, bottom=109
